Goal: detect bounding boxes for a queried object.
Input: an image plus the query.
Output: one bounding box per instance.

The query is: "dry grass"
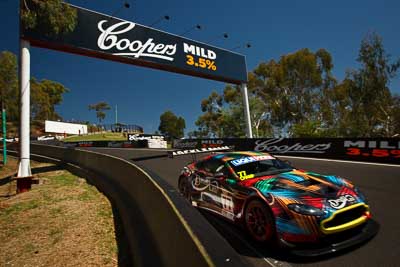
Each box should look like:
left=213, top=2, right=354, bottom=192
left=0, top=157, right=117, bottom=267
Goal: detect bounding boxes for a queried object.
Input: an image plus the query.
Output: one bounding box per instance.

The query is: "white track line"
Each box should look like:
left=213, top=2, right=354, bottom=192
left=277, top=155, right=400, bottom=168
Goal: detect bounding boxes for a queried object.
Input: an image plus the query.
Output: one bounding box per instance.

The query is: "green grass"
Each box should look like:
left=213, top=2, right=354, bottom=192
left=51, top=172, right=78, bottom=187
left=63, top=133, right=126, bottom=142
left=2, top=200, right=40, bottom=216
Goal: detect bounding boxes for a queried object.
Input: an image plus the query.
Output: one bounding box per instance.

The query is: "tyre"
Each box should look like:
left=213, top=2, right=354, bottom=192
left=244, top=199, right=275, bottom=242
left=178, top=176, right=190, bottom=200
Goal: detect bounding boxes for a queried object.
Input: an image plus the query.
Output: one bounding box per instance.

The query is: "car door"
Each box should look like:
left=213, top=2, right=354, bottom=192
left=194, top=159, right=237, bottom=220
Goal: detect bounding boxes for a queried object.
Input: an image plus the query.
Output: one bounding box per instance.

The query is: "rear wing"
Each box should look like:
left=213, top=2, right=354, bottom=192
left=167, top=146, right=232, bottom=159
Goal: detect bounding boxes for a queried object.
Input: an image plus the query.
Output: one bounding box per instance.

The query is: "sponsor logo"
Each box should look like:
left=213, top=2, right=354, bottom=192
left=230, top=155, right=275, bottom=166
left=231, top=157, right=255, bottom=166
left=174, top=141, right=198, bottom=149
left=183, top=43, right=216, bottom=60
left=172, top=146, right=230, bottom=156
left=192, top=176, right=216, bottom=191
left=254, top=138, right=331, bottom=154
left=328, top=194, right=356, bottom=209
left=201, top=140, right=224, bottom=145
left=344, top=140, right=400, bottom=149
left=128, top=134, right=164, bottom=141
left=97, top=20, right=177, bottom=61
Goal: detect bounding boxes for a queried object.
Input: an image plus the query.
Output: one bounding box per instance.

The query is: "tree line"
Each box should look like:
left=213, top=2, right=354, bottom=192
left=190, top=32, right=400, bottom=138
left=0, top=51, right=69, bottom=122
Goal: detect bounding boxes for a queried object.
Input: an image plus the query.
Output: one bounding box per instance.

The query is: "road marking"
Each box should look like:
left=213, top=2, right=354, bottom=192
left=278, top=155, right=400, bottom=168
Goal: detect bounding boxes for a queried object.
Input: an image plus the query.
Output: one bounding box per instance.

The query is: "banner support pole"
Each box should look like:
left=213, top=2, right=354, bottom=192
left=241, top=83, right=253, bottom=138
left=17, top=39, right=32, bottom=192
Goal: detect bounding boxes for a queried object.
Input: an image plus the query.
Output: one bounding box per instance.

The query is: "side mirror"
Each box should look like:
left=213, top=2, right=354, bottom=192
left=283, top=160, right=292, bottom=166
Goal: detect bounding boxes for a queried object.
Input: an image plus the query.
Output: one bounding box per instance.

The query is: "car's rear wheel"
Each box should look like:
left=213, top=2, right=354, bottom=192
left=245, top=199, right=275, bottom=242
left=178, top=176, right=190, bottom=200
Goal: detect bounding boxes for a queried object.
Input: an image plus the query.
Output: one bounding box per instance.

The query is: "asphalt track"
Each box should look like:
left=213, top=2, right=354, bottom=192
left=82, top=147, right=400, bottom=267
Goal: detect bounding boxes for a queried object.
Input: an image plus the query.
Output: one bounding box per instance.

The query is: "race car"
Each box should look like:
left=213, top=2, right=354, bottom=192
left=177, top=150, right=378, bottom=256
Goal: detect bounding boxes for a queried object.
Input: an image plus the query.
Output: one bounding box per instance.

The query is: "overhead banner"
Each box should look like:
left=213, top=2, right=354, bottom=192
left=20, top=4, right=247, bottom=84
left=173, top=138, right=400, bottom=164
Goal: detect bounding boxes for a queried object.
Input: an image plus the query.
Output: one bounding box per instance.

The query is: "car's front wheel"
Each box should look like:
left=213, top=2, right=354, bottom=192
left=244, top=199, right=275, bottom=242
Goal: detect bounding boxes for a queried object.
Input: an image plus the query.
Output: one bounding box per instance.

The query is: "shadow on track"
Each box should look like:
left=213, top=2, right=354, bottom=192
left=198, top=208, right=377, bottom=265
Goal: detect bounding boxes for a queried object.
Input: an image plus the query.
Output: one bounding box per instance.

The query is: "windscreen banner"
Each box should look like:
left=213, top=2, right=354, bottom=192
left=20, top=4, right=247, bottom=84
left=172, top=138, right=400, bottom=164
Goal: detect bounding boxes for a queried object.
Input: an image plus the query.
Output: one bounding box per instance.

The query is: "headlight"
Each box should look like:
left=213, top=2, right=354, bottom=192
left=288, top=203, right=324, bottom=216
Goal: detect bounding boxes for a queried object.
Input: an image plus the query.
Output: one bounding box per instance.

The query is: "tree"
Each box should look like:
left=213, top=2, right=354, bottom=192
left=21, top=0, right=77, bottom=37
left=250, top=48, right=336, bottom=137
left=0, top=51, right=18, bottom=121
left=391, top=95, right=400, bottom=136
left=347, top=32, right=399, bottom=136
left=88, top=102, right=111, bottom=124
left=31, top=78, right=69, bottom=121
left=158, top=111, right=186, bottom=139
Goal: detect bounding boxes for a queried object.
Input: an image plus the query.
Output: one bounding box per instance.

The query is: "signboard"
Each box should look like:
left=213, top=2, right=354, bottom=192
left=45, top=120, right=87, bottom=135
left=20, top=4, right=247, bottom=84
left=127, top=134, right=165, bottom=141
left=173, top=138, right=400, bottom=164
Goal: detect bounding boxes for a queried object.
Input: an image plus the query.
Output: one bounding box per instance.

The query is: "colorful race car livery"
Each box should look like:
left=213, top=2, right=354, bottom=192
left=177, top=150, right=378, bottom=256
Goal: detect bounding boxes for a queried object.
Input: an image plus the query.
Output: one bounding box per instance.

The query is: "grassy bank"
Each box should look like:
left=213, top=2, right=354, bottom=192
left=63, top=133, right=126, bottom=142
left=0, top=156, right=117, bottom=266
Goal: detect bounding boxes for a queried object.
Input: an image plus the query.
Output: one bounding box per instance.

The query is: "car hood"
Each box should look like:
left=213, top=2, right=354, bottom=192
left=243, top=169, right=357, bottom=200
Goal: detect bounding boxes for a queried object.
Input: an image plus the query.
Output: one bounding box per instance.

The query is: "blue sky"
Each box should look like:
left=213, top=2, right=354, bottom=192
left=1, top=0, right=399, bottom=134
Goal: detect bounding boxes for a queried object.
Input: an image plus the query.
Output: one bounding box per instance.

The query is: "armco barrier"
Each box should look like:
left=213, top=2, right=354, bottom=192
left=173, top=138, right=400, bottom=164
left=30, top=144, right=246, bottom=267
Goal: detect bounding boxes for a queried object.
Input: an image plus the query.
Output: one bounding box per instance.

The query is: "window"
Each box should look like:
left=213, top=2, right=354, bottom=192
left=202, top=158, right=223, bottom=174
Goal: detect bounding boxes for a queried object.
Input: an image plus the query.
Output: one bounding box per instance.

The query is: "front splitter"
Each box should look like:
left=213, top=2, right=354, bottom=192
left=286, top=219, right=379, bottom=257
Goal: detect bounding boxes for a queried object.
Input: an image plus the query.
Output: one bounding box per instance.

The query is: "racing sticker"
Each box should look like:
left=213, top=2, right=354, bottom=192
left=328, top=194, right=356, bottom=209
left=192, top=176, right=219, bottom=192
left=230, top=155, right=275, bottom=166
left=221, top=194, right=234, bottom=212
left=237, top=171, right=255, bottom=181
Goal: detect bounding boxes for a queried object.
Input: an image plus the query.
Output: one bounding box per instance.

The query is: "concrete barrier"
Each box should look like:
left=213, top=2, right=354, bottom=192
left=30, top=144, right=246, bottom=267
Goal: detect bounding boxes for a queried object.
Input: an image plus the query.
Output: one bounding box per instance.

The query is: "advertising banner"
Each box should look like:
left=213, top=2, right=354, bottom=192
left=45, top=120, right=87, bottom=135
left=173, top=138, right=400, bottom=164
left=21, top=4, right=247, bottom=84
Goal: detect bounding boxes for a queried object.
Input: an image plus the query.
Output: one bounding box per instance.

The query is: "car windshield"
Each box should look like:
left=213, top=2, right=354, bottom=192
left=228, top=156, right=293, bottom=180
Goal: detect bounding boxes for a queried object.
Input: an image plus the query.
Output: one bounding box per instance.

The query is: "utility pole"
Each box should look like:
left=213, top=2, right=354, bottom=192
left=115, top=104, right=118, bottom=124
left=1, top=100, right=6, bottom=165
